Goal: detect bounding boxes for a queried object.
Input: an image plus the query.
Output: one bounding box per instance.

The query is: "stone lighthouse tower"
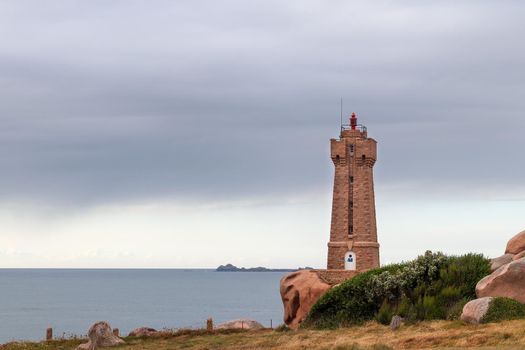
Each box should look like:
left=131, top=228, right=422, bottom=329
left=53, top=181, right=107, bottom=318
left=327, top=113, right=379, bottom=271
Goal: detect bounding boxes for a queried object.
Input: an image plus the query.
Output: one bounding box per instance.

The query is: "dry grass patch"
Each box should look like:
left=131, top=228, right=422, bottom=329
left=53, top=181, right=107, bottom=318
left=4, top=320, right=525, bottom=350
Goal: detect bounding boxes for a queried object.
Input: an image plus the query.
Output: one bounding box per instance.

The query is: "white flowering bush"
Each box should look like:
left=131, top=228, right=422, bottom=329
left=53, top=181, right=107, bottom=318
left=366, top=251, right=447, bottom=303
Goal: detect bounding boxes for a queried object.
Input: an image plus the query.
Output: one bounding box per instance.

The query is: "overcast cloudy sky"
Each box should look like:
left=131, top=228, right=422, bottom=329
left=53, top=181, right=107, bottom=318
left=0, top=1, right=524, bottom=268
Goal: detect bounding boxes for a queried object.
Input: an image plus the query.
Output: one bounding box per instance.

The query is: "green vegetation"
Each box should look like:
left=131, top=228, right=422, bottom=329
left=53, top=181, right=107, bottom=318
left=304, top=251, right=491, bottom=329
left=482, top=297, right=525, bottom=323
left=274, top=324, right=291, bottom=332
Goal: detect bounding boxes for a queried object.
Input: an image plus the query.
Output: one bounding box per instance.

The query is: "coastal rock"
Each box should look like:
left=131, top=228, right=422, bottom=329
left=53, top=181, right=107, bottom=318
left=476, top=258, right=525, bottom=303
left=128, top=327, right=158, bottom=337
left=216, top=263, right=241, bottom=272
left=76, top=321, right=124, bottom=350
left=460, top=297, right=493, bottom=324
left=280, top=270, right=331, bottom=329
left=505, top=230, right=525, bottom=254
left=490, top=254, right=514, bottom=272
left=216, top=319, right=263, bottom=330
left=513, top=250, right=525, bottom=261
left=216, top=264, right=294, bottom=272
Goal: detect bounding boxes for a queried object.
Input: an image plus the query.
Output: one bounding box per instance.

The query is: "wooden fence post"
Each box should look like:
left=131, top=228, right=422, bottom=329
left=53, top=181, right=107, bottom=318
left=206, top=318, right=213, bottom=331
left=46, top=328, right=53, bottom=341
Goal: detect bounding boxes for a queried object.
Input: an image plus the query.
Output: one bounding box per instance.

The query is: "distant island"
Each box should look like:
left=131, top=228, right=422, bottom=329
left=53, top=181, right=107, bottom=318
left=216, top=264, right=313, bottom=272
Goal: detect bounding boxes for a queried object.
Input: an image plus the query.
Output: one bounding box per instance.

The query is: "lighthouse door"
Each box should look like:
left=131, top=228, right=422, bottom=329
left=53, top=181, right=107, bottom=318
left=344, top=251, right=356, bottom=270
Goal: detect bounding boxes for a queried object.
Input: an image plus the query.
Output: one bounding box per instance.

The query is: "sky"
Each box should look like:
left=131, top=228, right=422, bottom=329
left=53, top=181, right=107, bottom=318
left=0, top=1, right=524, bottom=268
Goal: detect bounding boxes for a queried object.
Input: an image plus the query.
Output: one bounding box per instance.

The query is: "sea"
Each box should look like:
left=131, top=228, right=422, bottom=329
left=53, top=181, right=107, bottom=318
left=0, top=269, right=287, bottom=344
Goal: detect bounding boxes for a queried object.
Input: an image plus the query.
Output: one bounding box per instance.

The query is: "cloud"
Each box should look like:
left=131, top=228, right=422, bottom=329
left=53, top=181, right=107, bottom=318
left=0, top=1, right=524, bottom=266
left=0, top=0, right=522, bottom=206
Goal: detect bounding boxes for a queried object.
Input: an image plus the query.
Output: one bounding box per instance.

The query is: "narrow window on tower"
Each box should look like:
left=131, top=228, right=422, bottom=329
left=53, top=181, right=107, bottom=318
left=350, top=176, right=354, bottom=183
left=349, top=145, right=354, bottom=155
left=348, top=199, right=354, bottom=237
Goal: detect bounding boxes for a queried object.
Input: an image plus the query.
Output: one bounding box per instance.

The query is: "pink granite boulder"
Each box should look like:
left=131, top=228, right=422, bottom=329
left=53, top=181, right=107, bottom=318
left=490, top=254, right=514, bottom=272
left=476, top=258, right=525, bottom=303
left=513, top=250, right=525, bottom=261
left=76, top=321, right=124, bottom=349
left=128, top=327, right=158, bottom=337
left=460, top=297, right=493, bottom=324
left=280, top=270, right=331, bottom=329
left=216, top=319, right=263, bottom=330
left=505, top=230, right=525, bottom=254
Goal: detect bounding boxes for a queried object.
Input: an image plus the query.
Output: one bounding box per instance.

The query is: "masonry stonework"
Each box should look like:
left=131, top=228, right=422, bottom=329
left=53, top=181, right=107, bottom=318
left=327, top=113, right=380, bottom=271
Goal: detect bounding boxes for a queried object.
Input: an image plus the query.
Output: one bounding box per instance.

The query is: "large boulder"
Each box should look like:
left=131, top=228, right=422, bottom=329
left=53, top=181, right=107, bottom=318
left=280, top=270, right=331, bottom=329
left=490, top=254, right=514, bottom=272
left=476, top=258, right=525, bottom=303
left=216, top=319, right=263, bottom=330
left=460, top=297, right=493, bottom=324
left=128, top=327, right=158, bottom=337
left=76, top=321, right=124, bottom=350
left=505, top=230, right=525, bottom=254
left=513, top=250, right=525, bottom=261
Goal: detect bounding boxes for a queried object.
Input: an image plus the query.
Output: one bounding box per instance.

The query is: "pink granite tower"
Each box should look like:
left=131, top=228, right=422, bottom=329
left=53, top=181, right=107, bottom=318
left=327, top=113, right=380, bottom=271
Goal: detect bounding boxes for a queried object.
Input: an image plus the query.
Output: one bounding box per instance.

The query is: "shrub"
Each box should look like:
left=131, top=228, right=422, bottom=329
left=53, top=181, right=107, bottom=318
left=482, top=297, right=525, bottom=323
left=371, top=345, right=395, bottom=350
left=376, top=301, right=394, bottom=325
left=303, top=263, right=407, bottom=328
left=274, top=324, right=291, bottom=332
left=330, top=345, right=362, bottom=350
left=304, top=251, right=491, bottom=328
left=446, top=298, right=468, bottom=320
left=395, top=295, right=412, bottom=318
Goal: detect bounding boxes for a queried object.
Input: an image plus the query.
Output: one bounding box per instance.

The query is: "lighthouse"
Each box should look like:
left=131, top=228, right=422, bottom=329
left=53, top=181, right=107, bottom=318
left=327, top=113, right=380, bottom=271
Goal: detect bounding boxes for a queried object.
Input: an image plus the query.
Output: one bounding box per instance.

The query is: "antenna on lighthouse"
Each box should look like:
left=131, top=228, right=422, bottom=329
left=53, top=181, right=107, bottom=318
left=340, top=98, right=343, bottom=131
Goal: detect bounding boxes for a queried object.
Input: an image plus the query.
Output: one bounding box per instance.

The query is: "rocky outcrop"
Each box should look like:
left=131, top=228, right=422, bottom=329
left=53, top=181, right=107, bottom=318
left=76, top=321, right=124, bottom=349
left=513, top=250, right=525, bottom=261
left=476, top=259, right=525, bottom=303
left=216, top=319, right=263, bottom=330
left=280, top=270, right=331, bottom=329
left=490, top=254, right=514, bottom=272
left=460, top=297, right=493, bottom=324
left=505, top=230, right=525, bottom=254
left=128, top=327, right=158, bottom=337
left=216, top=264, right=295, bottom=272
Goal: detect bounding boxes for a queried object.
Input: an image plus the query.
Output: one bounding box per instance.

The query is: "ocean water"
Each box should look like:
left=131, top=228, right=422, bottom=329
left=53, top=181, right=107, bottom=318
left=0, top=269, right=287, bottom=343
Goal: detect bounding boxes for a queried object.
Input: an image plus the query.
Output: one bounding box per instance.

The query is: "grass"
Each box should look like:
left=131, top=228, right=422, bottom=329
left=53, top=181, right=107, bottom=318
left=4, top=320, right=525, bottom=350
